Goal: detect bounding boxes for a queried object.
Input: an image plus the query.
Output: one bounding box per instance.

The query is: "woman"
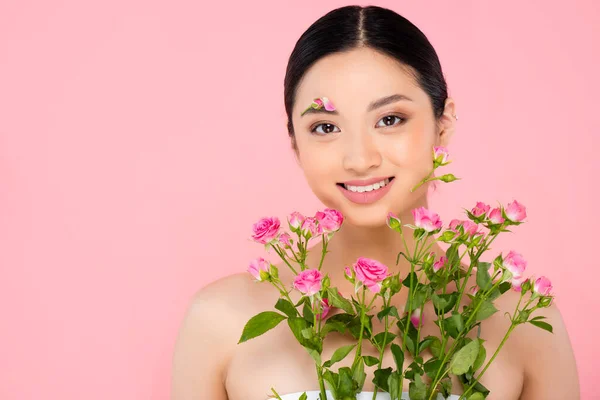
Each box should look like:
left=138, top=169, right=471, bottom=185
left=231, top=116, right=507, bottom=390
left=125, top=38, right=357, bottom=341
left=171, top=5, right=579, bottom=400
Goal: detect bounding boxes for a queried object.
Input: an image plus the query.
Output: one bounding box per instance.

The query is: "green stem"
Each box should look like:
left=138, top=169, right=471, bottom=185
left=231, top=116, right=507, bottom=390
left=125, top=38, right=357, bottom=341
left=270, top=388, right=284, bottom=400
left=453, top=232, right=498, bottom=314
left=459, top=291, right=525, bottom=399
left=427, top=278, right=504, bottom=399
left=410, top=168, right=436, bottom=193
left=353, top=288, right=367, bottom=367
left=371, top=297, right=392, bottom=400
left=273, top=246, right=298, bottom=275
left=316, top=365, right=328, bottom=400
left=318, top=234, right=328, bottom=271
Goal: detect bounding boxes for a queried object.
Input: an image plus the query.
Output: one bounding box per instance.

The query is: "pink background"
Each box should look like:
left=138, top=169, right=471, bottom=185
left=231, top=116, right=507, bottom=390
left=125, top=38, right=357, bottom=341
left=1, top=1, right=598, bottom=399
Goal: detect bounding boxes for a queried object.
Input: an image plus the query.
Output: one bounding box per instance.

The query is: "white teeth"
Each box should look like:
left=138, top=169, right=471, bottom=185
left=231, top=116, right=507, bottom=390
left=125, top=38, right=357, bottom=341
left=343, top=178, right=392, bottom=193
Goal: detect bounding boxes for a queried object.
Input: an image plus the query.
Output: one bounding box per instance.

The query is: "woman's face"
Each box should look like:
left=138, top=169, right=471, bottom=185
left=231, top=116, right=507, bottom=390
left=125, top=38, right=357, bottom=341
left=292, top=47, right=455, bottom=228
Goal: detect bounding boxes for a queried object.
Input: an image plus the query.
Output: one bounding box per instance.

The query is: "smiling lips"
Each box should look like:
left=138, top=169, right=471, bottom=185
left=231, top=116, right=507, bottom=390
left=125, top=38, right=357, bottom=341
left=337, top=176, right=395, bottom=204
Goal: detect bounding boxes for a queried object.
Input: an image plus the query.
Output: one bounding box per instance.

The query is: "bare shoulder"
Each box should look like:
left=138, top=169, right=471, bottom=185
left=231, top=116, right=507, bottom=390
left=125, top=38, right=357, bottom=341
left=514, top=300, right=580, bottom=399
left=486, top=287, right=580, bottom=399
left=171, top=272, right=278, bottom=400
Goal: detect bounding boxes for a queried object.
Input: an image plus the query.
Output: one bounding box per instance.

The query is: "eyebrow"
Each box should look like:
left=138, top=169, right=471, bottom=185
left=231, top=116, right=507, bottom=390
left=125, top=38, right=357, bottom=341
left=367, top=94, right=414, bottom=111
left=300, top=93, right=413, bottom=118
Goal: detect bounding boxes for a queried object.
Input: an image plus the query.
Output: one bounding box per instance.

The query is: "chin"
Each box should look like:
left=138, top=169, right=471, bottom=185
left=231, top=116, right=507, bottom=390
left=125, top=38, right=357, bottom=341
left=328, top=199, right=392, bottom=229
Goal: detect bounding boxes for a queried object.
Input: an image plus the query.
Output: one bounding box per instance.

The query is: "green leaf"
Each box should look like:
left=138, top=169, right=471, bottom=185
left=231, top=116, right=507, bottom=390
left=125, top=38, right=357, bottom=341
left=412, top=287, right=430, bottom=309
left=440, top=377, right=452, bottom=398
left=302, top=300, right=314, bottom=323
left=475, top=300, right=498, bottom=321
left=352, top=356, right=367, bottom=389
left=307, top=348, right=321, bottom=365
left=418, top=336, right=436, bottom=355
left=377, top=305, right=400, bottom=322
left=423, top=357, right=443, bottom=380
left=388, top=371, right=401, bottom=400
left=320, top=319, right=347, bottom=336
left=363, top=355, right=380, bottom=367
left=438, top=230, right=458, bottom=243
left=404, top=332, right=416, bottom=356
left=402, top=271, right=420, bottom=288
left=408, top=373, right=427, bottom=400
left=337, top=367, right=356, bottom=397
left=467, top=393, right=485, bottom=400
left=450, top=339, right=480, bottom=375
left=432, top=292, right=458, bottom=315
left=473, top=339, right=486, bottom=372
left=446, top=244, right=460, bottom=267
left=498, top=281, right=512, bottom=294
left=529, top=320, right=554, bottom=333
left=299, top=393, right=308, bottom=400
left=429, top=336, right=443, bottom=358
left=373, top=332, right=397, bottom=350
left=476, top=263, right=492, bottom=291
left=287, top=317, right=310, bottom=345
left=444, top=312, right=464, bottom=339
left=322, top=371, right=339, bottom=398
left=373, top=367, right=392, bottom=392
left=530, top=315, right=547, bottom=321
left=327, top=288, right=355, bottom=314
left=390, top=343, right=405, bottom=371
left=275, top=298, right=298, bottom=318
left=323, top=344, right=356, bottom=368
left=301, top=327, right=314, bottom=340
left=238, top=311, right=286, bottom=343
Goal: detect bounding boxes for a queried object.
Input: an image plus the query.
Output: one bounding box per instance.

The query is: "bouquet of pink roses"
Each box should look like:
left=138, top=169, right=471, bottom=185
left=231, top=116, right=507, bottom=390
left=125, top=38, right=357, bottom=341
left=238, top=146, right=554, bottom=400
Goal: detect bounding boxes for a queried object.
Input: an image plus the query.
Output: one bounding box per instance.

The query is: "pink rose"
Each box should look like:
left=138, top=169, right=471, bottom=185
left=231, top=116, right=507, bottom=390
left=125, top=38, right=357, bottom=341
left=353, top=257, right=390, bottom=293
left=503, top=250, right=527, bottom=278
left=488, top=208, right=505, bottom=224
left=386, top=212, right=402, bottom=229
left=469, top=286, right=479, bottom=296
left=293, top=269, right=323, bottom=296
left=462, top=220, right=479, bottom=236
left=316, top=298, right=331, bottom=320
left=319, top=97, right=336, bottom=111
left=412, top=207, right=443, bottom=232
left=433, top=256, right=448, bottom=273
left=506, top=200, right=527, bottom=223
left=315, top=208, right=344, bottom=232
left=410, top=308, right=424, bottom=328
left=247, top=257, right=270, bottom=282
left=279, top=233, right=292, bottom=248
left=344, top=266, right=353, bottom=279
left=433, top=146, right=450, bottom=164
left=251, top=217, right=281, bottom=244
left=301, top=217, right=322, bottom=238
left=472, top=202, right=491, bottom=218
left=534, top=276, right=553, bottom=296
left=288, top=211, right=305, bottom=231
left=511, top=275, right=528, bottom=292
left=449, top=219, right=479, bottom=236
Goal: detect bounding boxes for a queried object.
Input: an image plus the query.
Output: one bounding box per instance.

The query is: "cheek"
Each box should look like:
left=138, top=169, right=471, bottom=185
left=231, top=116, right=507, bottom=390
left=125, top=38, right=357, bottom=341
left=384, top=123, right=436, bottom=169
left=299, top=147, right=337, bottom=184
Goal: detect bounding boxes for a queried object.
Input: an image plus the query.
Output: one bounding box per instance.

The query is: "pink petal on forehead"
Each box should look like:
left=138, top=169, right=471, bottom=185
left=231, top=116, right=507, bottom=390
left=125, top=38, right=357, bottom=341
left=321, top=97, right=336, bottom=111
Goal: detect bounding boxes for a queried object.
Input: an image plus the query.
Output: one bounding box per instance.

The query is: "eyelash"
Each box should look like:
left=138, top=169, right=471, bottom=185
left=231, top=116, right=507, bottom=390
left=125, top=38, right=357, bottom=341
left=310, top=114, right=406, bottom=136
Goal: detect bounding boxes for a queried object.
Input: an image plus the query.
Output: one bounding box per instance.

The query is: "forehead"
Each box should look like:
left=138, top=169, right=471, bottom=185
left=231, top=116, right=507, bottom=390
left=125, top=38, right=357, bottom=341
left=294, top=47, right=428, bottom=115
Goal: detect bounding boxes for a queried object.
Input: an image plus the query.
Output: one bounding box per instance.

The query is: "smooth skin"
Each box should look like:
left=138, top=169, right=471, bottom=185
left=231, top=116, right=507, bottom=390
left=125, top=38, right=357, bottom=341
left=171, top=47, right=580, bottom=400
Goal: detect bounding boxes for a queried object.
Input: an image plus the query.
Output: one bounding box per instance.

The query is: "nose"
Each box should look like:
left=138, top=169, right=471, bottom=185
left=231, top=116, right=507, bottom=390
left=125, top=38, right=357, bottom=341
left=342, top=131, right=382, bottom=174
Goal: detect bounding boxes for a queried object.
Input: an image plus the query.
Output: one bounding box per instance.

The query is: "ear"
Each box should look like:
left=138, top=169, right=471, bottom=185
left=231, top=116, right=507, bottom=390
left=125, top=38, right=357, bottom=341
left=436, top=97, right=457, bottom=148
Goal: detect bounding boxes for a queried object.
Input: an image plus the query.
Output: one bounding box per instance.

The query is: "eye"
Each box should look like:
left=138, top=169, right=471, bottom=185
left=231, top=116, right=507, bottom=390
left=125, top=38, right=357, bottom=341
left=376, top=115, right=406, bottom=128
left=310, top=123, right=341, bottom=136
